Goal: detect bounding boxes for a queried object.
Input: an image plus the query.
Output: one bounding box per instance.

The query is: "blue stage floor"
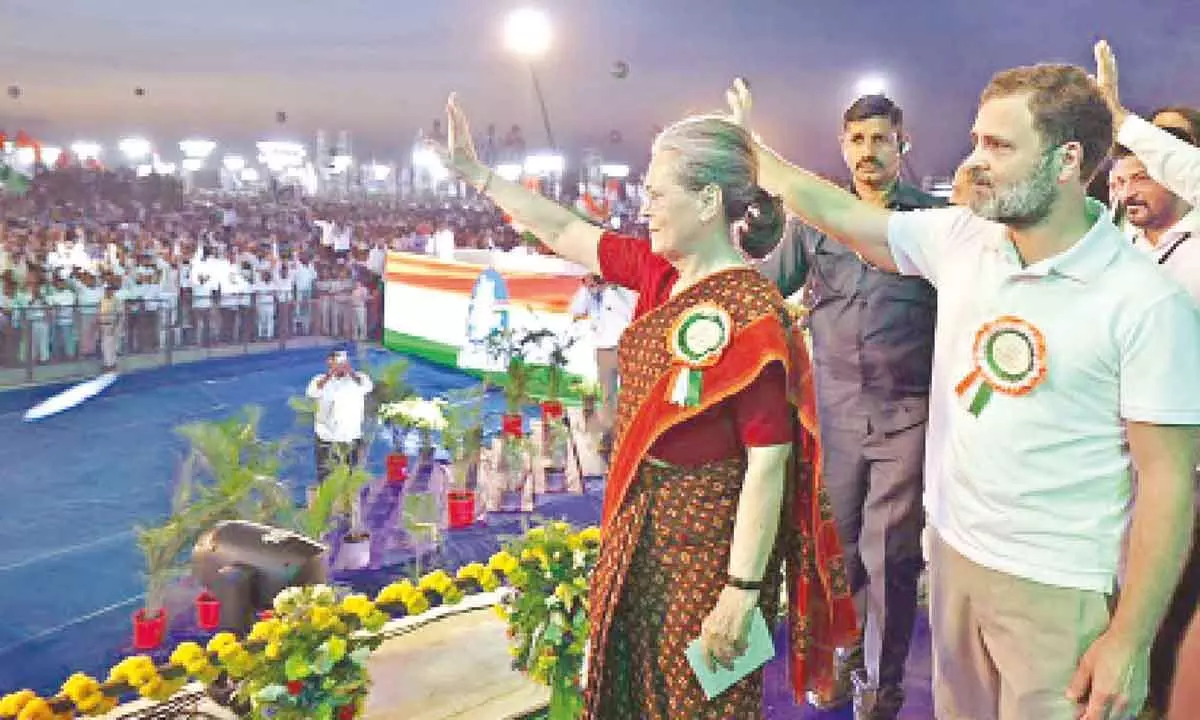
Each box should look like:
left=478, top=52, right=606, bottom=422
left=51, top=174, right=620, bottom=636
left=0, top=347, right=933, bottom=718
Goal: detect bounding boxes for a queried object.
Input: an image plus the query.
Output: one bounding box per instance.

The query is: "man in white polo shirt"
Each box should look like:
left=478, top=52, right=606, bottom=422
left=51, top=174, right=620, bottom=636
left=725, top=52, right=1200, bottom=720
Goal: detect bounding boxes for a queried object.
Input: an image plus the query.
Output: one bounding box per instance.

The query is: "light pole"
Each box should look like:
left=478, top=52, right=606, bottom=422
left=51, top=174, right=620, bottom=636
left=504, top=8, right=556, bottom=150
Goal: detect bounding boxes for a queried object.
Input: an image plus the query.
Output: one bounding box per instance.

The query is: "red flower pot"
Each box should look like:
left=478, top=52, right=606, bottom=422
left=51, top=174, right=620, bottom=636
left=502, top=413, right=524, bottom=438
left=447, top=490, right=476, bottom=529
left=133, top=608, right=167, bottom=650
left=386, top=453, right=409, bottom=484
left=195, top=591, right=221, bottom=631
left=540, top=400, right=564, bottom=422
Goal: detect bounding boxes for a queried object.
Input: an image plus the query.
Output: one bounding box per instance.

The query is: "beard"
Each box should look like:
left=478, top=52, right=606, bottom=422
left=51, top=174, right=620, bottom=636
left=968, top=151, right=1062, bottom=227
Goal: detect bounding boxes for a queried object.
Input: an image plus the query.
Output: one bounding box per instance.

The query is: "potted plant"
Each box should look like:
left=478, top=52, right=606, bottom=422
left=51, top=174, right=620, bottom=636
left=497, top=522, right=602, bottom=718
left=482, top=327, right=543, bottom=439
left=363, top=357, right=415, bottom=483
left=323, top=451, right=376, bottom=571
left=134, top=468, right=204, bottom=649
left=539, top=330, right=577, bottom=423
left=174, top=406, right=295, bottom=630
left=378, top=397, right=448, bottom=490
left=441, top=386, right=486, bottom=529
left=235, top=585, right=388, bottom=719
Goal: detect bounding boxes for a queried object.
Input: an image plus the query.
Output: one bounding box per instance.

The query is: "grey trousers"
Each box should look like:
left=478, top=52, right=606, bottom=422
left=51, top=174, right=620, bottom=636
left=821, top=413, right=926, bottom=694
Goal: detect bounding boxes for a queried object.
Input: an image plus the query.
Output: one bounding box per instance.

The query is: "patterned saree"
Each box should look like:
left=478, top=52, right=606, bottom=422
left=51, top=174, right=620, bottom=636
left=583, top=268, right=858, bottom=719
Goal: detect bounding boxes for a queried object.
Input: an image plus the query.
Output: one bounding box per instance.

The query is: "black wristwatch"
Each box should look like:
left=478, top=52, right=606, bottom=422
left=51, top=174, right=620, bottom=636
left=726, top=575, right=763, bottom=591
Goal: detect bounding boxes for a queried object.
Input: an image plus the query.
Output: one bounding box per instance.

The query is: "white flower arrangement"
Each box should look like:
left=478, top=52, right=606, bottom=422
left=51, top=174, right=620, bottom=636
left=378, top=398, right=449, bottom=432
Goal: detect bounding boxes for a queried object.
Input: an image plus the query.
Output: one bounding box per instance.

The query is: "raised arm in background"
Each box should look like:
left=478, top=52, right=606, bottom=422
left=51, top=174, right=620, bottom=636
left=432, top=94, right=603, bottom=274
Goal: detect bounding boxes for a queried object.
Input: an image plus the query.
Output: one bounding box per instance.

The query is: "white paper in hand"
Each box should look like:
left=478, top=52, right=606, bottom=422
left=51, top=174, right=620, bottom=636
left=685, top=608, right=775, bottom=700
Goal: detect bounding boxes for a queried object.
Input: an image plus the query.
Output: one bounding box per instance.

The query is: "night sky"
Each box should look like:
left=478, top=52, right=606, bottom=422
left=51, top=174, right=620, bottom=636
left=0, top=0, right=1197, bottom=177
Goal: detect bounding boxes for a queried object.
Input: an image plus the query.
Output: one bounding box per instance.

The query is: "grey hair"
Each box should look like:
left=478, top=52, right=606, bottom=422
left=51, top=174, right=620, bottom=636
left=652, top=114, right=759, bottom=218
left=652, top=114, right=784, bottom=258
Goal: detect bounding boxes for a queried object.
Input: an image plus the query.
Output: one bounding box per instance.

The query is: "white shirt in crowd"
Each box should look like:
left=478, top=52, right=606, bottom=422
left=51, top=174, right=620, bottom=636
left=1130, top=208, right=1200, bottom=302
left=888, top=201, right=1200, bottom=594
left=432, top=228, right=456, bottom=260
left=569, top=284, right=637, bottom=349
left=306, top=371, right=374, bottom=443
left=1117, top=115, right=1200, bottom=303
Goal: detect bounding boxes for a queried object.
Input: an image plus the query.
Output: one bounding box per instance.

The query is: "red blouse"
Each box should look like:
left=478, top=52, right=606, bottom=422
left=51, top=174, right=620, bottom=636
left=597, top=233, right=792, bottom=466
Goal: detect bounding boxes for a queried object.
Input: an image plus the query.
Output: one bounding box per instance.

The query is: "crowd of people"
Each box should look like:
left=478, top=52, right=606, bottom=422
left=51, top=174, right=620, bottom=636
left=0, top=166, right=537, bottom=370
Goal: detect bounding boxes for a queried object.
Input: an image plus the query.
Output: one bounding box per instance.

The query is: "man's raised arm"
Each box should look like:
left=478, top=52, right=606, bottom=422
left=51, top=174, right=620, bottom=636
left=727, top=79, right=896, bottom=272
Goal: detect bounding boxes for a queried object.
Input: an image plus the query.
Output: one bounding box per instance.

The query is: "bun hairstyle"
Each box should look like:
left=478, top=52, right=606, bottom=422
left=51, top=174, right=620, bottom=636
left=729, top=186, right=784, bottom=260
left=653, top=115, right=786, bottom=260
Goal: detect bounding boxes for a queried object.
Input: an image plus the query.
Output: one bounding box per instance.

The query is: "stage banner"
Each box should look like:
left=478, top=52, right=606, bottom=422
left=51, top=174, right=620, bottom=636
left=383, top=252, right=597, bottom=381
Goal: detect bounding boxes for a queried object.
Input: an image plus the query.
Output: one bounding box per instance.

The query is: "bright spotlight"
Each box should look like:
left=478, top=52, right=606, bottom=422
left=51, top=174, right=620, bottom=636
left=70, top=142, right=102, bottom=161
left=855, top=75, right=888, bottom=97
left=504, top=8, right=552, bottom=59
left=222, top=155, right=246, bottom=172
left=118, top=137, right=152, bottom=162
left=179, top=139, right=217, bottom=160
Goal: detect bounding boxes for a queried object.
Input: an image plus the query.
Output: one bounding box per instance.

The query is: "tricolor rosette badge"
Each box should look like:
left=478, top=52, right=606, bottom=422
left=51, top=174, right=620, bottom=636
left=955, top=315, right=1048, bottom=416
left=666, top=303, right=732, bottom=407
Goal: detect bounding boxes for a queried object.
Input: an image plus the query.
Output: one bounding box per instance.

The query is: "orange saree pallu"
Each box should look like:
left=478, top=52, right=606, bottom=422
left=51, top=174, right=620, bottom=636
left=583, top=269, right=859, bottom=719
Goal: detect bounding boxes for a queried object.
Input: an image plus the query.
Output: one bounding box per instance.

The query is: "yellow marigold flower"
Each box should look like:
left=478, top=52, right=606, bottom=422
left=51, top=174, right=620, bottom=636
left=567, top=534, right=582, bottom=550
left=375, top=580, right=415, bottom=605
left=479, top=569, right=500, bottom=592
left=217, top=640, right=246, bottom=662
left=169, top=642, right=206, bottom=668
left=551, top=521, right=571, bottom=534
left=456, top=563, right=485, bottom=582
left=14, top=697, right=52, bottom=720
left=136, top=676, right=164, bottom=700
left=488, top=550, right=519, bottom=574
left=264, top=641, right=282, bottom=660
left=248, top=618, right=284, bottom=643
left=493, top=603, right=509, bottom=621
left=60, top=672, right=96, bottom=699
left=418, top=570, right=453, bottom=593
left=325, top=636, right=348, bottom=662
left=404, top=592, right=430, bottom=616
left=0, top=690, right=36, bottom=716
left=579, top=526, right=601, bottom=546
left=206, top=633, right=238, bottom=656
left=309, top=606, right=337, bottom=630
left=339, top=594, right=375, bottom=619
left=527, top=527, right=546, bottom=541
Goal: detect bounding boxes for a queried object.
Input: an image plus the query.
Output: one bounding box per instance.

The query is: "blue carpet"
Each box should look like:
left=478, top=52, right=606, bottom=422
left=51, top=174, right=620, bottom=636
left=0, top=348, right=933, bottom=718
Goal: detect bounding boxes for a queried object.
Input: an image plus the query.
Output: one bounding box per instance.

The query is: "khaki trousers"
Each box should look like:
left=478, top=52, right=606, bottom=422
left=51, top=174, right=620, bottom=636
left=595, top=347, right=619, bottom=430
left=928, top=529, right=1129, bottom=720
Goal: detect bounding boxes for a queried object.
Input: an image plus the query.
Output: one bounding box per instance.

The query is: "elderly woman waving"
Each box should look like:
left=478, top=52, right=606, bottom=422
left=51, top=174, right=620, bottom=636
left=431, top=93, right=857, bottom=719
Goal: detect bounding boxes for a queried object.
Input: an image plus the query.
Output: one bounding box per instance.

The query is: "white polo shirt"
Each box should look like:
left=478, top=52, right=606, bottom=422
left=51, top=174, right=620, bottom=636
left=888, top=203, right=1200, bottom=592
left=1131, top=208, right=1200, bottom=303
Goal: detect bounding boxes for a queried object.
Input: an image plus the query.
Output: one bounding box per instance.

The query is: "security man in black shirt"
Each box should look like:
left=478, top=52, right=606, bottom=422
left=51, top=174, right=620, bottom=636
left=757, top=95, right=944, bottom=720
